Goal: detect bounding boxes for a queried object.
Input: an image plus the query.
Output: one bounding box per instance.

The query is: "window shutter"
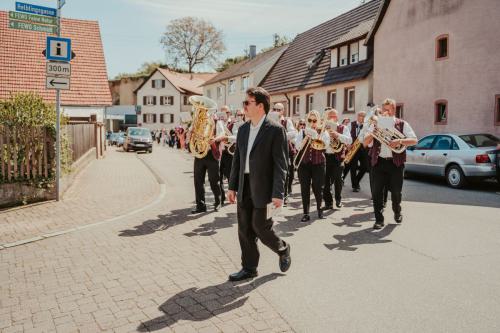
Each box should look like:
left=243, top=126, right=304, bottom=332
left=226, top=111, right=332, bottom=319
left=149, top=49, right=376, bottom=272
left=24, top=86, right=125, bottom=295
left=162, top=80, right=165, bottom=88
left=153, top=96, right=157, bottom=105
left=153, top=114, right=157, bottom=123
left=170, top=114, right=174, bottom=123
left=143, top=114, right=147, bottom=123
left=152, top=80, right=155, bottom=88
left=160, top=114, right=164, bottom=123
left=143, top=96, right=146, bottom=105
left=160, top=96, right=164, bottom=105
left=169, top=96, right=174, bottom=105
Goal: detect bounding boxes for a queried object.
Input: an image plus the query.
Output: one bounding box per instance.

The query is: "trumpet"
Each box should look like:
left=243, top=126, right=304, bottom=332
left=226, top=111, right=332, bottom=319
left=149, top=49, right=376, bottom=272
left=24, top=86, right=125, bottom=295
left=293, top=113, right=327, bottom=169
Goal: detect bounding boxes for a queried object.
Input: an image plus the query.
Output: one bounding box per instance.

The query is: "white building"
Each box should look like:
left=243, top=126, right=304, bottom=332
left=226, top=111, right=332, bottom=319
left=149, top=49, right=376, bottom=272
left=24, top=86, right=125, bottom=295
left=135, top=68, right=215, bottom=130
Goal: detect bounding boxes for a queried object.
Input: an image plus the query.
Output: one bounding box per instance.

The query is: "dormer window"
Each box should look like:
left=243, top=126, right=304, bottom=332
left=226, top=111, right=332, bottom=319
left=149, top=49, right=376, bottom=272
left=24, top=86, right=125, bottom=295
left=340, top=45, right=348, bottom=67
left=330, top=49, right=338, bottom=68
left=350, top=42, right=359, bottom=64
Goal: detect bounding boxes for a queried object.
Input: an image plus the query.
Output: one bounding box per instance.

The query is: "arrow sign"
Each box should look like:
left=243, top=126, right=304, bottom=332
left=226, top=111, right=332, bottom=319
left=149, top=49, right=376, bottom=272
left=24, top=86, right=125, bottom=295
left=46, top=76, right=70, bottom=90
left=9, top=11, right=57, bottom=26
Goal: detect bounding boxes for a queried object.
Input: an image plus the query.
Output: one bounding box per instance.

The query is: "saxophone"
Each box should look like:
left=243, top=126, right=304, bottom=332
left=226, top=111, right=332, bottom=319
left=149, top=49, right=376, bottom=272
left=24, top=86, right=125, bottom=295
left=188, top=96, right=218, bottom=159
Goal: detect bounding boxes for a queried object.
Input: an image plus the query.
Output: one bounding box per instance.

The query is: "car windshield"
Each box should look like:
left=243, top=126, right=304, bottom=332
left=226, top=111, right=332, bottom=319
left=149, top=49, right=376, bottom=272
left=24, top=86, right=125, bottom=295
left=128, top=129, right=150, bottom=137
left=459, top=134, right=500, bottom=148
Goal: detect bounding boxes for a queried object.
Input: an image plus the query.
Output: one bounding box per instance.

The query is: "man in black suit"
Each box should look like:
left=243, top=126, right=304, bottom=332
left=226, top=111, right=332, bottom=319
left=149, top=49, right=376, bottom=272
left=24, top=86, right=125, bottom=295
left=227, top=87, right=291, bottom=281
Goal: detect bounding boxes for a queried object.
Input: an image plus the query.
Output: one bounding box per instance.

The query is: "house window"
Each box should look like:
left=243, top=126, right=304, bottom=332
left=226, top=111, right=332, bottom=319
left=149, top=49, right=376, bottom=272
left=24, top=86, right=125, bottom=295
left=228, top=79, right=235, bottom=94
left=350, top=42, right=359, bottom=64
left=327, top=90, right=337, bottom=108
left=160, top=96, right=174, bottom=105
left=340, top=45, right=348, bottom=66
left=436, top=35, right=449, bottom=60
left=292, top=96, right=300, bottom=116
left=152, top=79, right=165, bottom=89
left=396, top=103, right=404, bottom=119
left=435, top=100, right=448, bottom=124
left=183, top=96, right=190, bottom=105
left=206, top=89, right=212, bottom=98
left=143, top=113, right=156, bottom=123
left=217, top=86, right=222, bottom=99
left=495, top=95, right=500, bottom=125
left=359, top=39, right=368, bottom=61
left=241, top=76, right=249, bottom=91
left=344, top=87, right=355, bottom=112
left=330, top=48, right=338, bottom=68
left=144, top=96, right=156, bottom=105
left=306, top=94, right=314, bottom=113
left=160, top=113, right=174, bottom=123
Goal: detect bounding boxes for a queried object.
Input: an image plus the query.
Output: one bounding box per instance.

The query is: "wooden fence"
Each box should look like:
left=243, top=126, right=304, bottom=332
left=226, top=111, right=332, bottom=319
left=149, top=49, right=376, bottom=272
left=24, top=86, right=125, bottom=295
left=0, top=126, right=54, bottom=182
left=64, top=123, right=96, bottom=162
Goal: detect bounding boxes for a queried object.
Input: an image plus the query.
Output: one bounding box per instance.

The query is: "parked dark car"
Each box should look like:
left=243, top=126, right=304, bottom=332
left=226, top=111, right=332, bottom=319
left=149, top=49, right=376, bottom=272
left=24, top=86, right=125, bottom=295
left=406, top=133, right=499, bottom=188
left=123, top=127, right=153, bottom=153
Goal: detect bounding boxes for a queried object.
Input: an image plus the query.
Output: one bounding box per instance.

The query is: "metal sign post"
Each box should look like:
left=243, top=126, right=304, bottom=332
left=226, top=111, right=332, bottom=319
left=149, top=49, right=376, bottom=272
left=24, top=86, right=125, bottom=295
left=55, top=0, right=65, bottom=201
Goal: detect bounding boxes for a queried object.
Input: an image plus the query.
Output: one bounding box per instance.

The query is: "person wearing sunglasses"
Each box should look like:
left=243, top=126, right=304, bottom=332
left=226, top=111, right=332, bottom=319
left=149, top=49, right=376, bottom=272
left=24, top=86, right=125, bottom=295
left=270, top=103, right=298, bottom=206
left=218, top=106, right=237, bottom=207
left=226, top=87, right=291, bottom=281
left=294, top=110, right=330, bottom=222
left=322, top=108, right=352, bottom=211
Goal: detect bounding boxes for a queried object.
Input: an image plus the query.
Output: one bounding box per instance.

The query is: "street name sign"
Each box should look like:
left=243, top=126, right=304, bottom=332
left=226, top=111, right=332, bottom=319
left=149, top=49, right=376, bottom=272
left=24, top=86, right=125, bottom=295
left=15, top=2, right=57, bottom=17
left=9, top=19, right=57, bottom=34
left=46, top=76, right=70, bottom=90
left=9, top=11, right=57, bottom=26
left=46, top=62, right=71, bottom=77
left=46, top=37, right=72, bottom=62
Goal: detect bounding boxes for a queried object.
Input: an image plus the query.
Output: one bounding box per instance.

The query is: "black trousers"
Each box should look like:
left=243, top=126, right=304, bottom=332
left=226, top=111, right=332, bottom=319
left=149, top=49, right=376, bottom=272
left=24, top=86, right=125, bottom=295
left=219, top=151, right=233, bottom=203
left=323, top=154, right=343, bottom=206
left=238, top=175, right=286, bottom=270
left=284, top=154, right=295, bottom=198
left=348, top=148, right=368, bottom=189
left=372, top=158, right=404, bottom=222
left=194, top=153, right=221, bottom=209
left=298, top=162, right=325, bottom=214
left=368, top=161, right=388, bottom=203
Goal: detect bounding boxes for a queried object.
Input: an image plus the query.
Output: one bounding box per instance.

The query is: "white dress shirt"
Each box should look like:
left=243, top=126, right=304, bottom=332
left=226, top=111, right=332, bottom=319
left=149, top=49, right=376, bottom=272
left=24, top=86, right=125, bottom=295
left=368, top=117, right=417, bottom=158
left=281, top=117, right=298, bottom=141
left=245, top=114, right=266, bottom=174
left=325, top=123, right=352, bottom=154
left=294, top=127, right=330, bottom=149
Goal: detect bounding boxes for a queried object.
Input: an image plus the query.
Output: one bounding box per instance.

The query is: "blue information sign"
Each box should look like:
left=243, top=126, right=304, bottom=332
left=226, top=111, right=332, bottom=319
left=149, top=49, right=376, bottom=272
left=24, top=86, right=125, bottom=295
left=46, top=37, right=72, bottom=62
left=15, top=2, right=57, bottom=17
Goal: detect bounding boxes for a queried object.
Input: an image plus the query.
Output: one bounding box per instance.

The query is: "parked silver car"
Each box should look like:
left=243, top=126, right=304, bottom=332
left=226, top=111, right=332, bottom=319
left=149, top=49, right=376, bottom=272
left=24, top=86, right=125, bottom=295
left=406, top=133, right=499, bottom=188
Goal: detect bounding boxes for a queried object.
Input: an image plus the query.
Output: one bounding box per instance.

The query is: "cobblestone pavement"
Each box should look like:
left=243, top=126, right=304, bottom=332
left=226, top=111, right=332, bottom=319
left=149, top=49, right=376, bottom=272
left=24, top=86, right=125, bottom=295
left=0, top=146, right=293, bottom=333
left=0, top=148, right=160, bottom=246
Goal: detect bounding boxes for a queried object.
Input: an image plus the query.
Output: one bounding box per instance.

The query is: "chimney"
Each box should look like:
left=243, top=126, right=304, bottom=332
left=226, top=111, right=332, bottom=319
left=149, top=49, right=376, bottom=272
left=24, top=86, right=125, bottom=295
left=249, top=45, right=257, bottom=59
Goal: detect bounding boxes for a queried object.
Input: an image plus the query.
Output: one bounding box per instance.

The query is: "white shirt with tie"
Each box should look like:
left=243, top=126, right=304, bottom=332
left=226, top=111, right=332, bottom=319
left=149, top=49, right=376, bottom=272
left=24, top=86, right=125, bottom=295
left=245, top=114, right=266, bottom=174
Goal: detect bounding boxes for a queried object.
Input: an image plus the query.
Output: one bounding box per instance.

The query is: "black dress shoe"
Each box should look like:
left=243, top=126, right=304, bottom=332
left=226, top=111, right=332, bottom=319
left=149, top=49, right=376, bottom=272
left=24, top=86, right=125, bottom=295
left=300, top=214, right=310, bottom=222
left=191, top=207, right=207, bottom=214
left=213, top=203, right=221, bottom=211
left=283, top=198, right=288, bottom=207
left=383, top=201, right=387, bottom=208
left=279, top=244, right=291, bottom=272
left=353, top=187, right=360, bottom=192
left=335, top=201, right=343, bottom=209
left=394, top=214, right=403, bottom=224
left=373, top=221, right=385, bottom=230
left=317, top=210, right=325, bottom=219
left=228, top=268, right=258, bottom=281
left=321, top=205, right=333, bottom=210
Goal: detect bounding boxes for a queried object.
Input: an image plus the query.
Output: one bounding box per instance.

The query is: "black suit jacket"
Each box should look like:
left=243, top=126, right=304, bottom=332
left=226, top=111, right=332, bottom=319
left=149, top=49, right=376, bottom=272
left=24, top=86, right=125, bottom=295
left=228, top=117, right=288, bottom=208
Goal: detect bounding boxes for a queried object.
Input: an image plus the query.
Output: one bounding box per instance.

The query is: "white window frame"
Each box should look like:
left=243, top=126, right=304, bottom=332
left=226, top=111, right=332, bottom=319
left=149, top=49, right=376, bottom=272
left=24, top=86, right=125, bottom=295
left=162, top=96, right=174, bottom=106
left=228, top=79, right=235, bottom=94
left=350, top=42, right=359, bottom=64
left=340, top=45, right=348, bottom=67
left=161, top=113, right=174, bottom=124
left=330, top=48, right=338, bottom=68
left=145, top=96, right=155, bottom=105
left=241, top=76, right=249, bottom=91
left=328, top=90, right=337, bottom=108
left=217, top=86, right=222, bottom=99
left=307, top=94, right=314, bottom=113
left=347, top=88, right=355, bottom=112
left=359, top=39, right=368, bottom=61
left=145, top=113, right=155, bottom=123
left=153, top=79, right=163, bottom=89
left=293, top=96, right=300, bottom=115
left=206, top=89, right=212, bottom=98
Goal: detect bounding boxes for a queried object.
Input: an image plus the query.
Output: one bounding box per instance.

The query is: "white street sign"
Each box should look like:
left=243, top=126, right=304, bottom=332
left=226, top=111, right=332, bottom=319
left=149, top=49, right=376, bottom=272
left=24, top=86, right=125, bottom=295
left=46, top=62, right=71, bottom=76
left=46, top=76, right=70, bottom=90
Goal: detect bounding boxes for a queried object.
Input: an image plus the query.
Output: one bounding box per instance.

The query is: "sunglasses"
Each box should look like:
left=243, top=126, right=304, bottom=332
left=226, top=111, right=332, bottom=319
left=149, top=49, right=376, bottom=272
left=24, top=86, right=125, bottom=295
left=242, top=100, right=256, bottom=106
left=273, top=108, right=283, bottom=111
left=307, top=119, right=317, bottom=123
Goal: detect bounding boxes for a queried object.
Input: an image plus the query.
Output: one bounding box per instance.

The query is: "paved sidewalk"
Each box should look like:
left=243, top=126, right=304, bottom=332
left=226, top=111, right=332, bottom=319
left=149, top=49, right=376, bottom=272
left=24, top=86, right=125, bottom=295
left=0, top=148, right=160, bottom=246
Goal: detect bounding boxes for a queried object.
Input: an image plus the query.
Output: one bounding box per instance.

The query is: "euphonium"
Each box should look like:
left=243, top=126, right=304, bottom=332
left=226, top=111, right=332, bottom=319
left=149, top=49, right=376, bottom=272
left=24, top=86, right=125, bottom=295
left=324, top=120, right=344, bottom=153
left=188, top=96, right=217, bottom=159
left=222, top=123, right=236, bottom=155
left=371, top=124, right=407, bottom=154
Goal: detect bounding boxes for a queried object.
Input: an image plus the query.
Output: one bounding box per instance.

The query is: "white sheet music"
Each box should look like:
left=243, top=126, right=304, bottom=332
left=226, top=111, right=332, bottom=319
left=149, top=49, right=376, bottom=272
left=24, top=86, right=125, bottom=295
left=266, top=202, right=282, bottom=220
left=377, top=116, right=395, bottom=130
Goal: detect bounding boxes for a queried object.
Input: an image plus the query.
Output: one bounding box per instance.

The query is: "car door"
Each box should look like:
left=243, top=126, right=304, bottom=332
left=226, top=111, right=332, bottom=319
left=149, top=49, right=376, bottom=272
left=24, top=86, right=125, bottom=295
left=406, top=135, right=437, bottom=174
left=426, top=135, right=457, bottom=176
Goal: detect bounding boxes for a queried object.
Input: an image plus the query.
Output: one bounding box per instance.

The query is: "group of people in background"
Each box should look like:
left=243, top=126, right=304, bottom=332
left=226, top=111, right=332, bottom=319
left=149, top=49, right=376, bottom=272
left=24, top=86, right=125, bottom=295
left=151, top=127, right=186, bottom=149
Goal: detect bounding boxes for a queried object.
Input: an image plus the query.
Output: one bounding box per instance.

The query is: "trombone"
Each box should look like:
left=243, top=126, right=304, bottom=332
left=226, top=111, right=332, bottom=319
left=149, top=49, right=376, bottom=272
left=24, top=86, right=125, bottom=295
left=293, top=112, right=328, bottom=169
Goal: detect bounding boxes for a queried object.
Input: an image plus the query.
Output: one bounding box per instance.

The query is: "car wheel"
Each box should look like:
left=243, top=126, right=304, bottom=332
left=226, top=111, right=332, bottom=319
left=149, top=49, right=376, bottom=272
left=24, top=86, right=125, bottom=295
left=148, top=148, right=152, bottom=153
left=446, top=164, right=466, bottom=189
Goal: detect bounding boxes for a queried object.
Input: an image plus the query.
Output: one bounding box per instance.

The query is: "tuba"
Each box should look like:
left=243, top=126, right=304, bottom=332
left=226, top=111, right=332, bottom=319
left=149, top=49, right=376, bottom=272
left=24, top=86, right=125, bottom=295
left=188, top=96, right=218, bottom=159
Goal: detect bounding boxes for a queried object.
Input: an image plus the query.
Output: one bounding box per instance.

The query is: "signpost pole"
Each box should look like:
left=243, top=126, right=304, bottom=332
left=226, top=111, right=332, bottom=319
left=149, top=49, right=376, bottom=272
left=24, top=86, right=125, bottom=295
left=55, top=0, right=62, bottom=201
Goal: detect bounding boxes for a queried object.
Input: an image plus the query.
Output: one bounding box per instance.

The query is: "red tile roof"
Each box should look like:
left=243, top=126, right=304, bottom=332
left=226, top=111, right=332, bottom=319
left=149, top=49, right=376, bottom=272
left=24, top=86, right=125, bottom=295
left=0, top=11, right=112, bottom=106
left=158, top=68, right=216, bottom=95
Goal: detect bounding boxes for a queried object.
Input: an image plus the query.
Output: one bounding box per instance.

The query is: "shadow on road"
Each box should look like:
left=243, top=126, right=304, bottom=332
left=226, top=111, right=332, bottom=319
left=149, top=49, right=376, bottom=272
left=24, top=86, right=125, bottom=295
left=137, top=273, right=284, bottom=332
left=324, top=224, right=396, bottom=251
left=118, top=207, right=209, bottom=237
left=332, top=211, right=375, bottom=228
left=184, top=212, right=237, bottom=237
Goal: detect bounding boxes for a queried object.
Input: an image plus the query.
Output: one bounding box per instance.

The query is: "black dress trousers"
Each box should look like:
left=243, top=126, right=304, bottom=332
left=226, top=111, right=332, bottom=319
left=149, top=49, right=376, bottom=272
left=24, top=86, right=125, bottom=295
left=194, top=153, right=221, bottom=209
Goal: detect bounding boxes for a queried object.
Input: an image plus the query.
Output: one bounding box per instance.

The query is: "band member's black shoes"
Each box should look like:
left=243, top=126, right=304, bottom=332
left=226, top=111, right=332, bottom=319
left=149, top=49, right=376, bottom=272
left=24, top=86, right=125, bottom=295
left=191, top=206, right=207, bottom=214
left=394, top=214, right=403, bottom=224
left=228, top=269, right=258, bottom=281
left=301, top=214, right=310, bottom=222
left=353, top=187, right=360, bottom=192
left=373, top=222, right=385, bottom=230
left=335, top=201, right=343, bottom=209
left=279, top=244, right=291, bottom=272
left=317, top=210, right=325, bottom=219
left=321, top=204, right=333, bottom=210
left=213, top=202, right=221, bottom=212
left=283, top=197, right=288, bottom=207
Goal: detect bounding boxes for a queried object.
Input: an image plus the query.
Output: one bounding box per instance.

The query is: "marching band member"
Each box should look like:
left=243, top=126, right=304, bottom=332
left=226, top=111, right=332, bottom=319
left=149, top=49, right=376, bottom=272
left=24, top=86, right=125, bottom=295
left=219, top=106, right=236, bottom=206
left=344, top=111, right=368, bottom=192
left=294, top=110, right=330, bottom=222
left=322, top=108, right=352, bottom=210
left=191, top=112, right=225, bottom=214
left=271, top=103, right=298, bottom=206
left=364, top=98, right=418, bottom=230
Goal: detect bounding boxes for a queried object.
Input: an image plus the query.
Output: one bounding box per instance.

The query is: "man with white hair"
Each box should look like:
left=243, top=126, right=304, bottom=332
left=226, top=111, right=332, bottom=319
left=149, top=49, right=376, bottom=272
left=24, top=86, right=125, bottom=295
left=271, top=102, right=297, bottom=205
left=344, top=111, right=368, bottom=192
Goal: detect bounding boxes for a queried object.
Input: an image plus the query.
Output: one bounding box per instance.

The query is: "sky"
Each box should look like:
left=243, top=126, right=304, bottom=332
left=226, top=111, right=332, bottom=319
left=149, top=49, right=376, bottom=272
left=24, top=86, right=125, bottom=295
left=1, top=0, right=365, bottom=78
